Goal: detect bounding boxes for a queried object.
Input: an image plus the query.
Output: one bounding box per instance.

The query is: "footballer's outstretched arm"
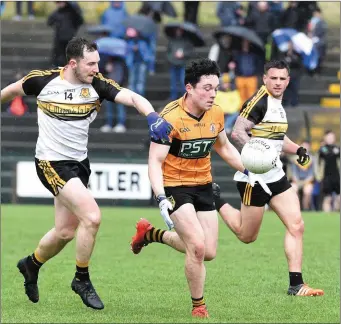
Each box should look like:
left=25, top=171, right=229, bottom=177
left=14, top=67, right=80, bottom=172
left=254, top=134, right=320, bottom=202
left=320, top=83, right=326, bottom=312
left=214, top=130, right=245, bottom=172
left=1, top=79, right=26, bottom=104
left=282, top=135, right=300, bottom=154
left=148, top=142, right=170, bottom=197
left=231, top=116, right=255, bottom=150
left=115, top=88, right=155, bottom=116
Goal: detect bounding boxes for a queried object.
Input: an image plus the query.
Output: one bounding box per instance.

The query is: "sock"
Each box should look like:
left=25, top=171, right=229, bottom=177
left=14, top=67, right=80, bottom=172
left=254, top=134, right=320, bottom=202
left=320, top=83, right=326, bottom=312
left=192, top=296, right=205, bottom=309
left=214, top=197, right=227, bottom=212
left=289, top=272, right=304, bottom=286
left=27, top=251, right=45, bottom=274
left=144, top=227, right=166, bottom=244
left=75, top=261, right=90, bottom=281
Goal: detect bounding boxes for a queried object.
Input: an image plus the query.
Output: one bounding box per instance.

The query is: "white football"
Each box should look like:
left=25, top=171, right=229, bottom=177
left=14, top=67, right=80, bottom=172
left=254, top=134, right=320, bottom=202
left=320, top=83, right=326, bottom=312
left=241, top=139, right=278, bottom=174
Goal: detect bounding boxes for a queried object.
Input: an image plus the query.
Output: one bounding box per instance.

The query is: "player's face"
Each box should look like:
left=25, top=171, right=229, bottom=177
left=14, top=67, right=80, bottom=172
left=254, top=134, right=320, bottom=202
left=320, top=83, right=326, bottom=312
left=263, top=68, right=290, bottom=99
left=324, top=132, right=335, bottom=145
left=74, top=50, right=100, bottom=84
left=186, top=75, right=219, bottom=111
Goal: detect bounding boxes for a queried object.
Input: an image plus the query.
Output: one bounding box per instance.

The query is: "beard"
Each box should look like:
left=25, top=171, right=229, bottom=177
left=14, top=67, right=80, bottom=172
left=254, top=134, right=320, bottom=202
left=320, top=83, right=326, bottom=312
left=74, top=68, right=91, bottom=84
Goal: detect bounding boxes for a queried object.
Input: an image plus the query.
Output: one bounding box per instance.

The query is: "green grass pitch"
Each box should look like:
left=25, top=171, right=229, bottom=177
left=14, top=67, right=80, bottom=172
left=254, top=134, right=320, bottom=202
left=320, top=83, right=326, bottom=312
left=1, top=205, right=340, bottom=323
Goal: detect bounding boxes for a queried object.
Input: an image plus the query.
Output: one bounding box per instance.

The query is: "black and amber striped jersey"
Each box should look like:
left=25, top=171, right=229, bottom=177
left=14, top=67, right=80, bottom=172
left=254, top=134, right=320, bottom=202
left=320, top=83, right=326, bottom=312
left=234, top=85, right=287, bottom=183
left=22, top=68, right=121, bottom=161
left=156, top=95, right=224, bottom=187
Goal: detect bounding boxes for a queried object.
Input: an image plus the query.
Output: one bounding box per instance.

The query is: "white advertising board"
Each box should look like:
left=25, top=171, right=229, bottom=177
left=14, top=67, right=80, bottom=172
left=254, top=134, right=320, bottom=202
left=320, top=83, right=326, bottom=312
left=16, top=161, right=151, bottom=200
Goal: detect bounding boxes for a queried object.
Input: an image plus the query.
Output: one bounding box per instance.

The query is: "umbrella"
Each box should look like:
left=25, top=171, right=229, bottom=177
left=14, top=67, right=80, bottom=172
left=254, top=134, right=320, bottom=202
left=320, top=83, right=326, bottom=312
left=213, top=26, right=264, bottom=51
left=87, top=24, right=112, bottom=36
left=123, top=14, right=157, bottom=38
left=164, top=22, right=205, bottom=47
left=272, top=28, right=319, bottom=70
left=95, top=37, right=127, bottom=59
left=145, top=1, right=177, bottom=17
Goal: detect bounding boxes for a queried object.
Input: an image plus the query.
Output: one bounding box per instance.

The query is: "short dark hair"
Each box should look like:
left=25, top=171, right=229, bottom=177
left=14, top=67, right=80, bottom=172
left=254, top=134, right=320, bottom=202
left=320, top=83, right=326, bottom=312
left=185, top=58, right=220, bottom=87
left=324, top=130, right=334, bottom=135
left=65, top=37, right=98, bottom=62
left=264, top=60, right=290, bottom=75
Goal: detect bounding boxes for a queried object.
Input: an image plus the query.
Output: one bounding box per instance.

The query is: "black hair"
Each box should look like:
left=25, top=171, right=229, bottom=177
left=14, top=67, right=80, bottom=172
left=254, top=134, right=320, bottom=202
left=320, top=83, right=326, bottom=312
left=65, top=37, right=98, bottom=62
left=324, top=130, right=334, bottom=135
left=185, top=58, right=221, bottom=87
left=264, top=60, right=290, bottom=75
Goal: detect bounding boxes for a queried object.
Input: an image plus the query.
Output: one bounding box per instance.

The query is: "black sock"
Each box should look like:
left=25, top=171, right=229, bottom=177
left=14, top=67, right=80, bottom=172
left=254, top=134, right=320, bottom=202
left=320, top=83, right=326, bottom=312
left=75, top=264, right=90, bottom=281
left=144, top=227, right=166, bottom=244
left=192, top=296, right=205, bottom=309
left=289, top=272, right=304, bottom=286
left=214, top=197, right=227, bottom=212
left=27, top=252, right=44, bottom=274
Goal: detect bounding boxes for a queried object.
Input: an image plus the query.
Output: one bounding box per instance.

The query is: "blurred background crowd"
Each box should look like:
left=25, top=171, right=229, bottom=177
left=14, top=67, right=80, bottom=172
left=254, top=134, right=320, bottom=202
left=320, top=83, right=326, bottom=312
left=1, top=1, right=339, bottom=211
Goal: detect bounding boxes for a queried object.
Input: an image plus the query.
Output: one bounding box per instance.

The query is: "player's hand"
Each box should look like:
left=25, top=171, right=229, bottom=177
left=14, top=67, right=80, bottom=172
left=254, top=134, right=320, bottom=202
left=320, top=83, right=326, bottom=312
left=156, top=195, right=174, bottom=230
left=296, top=147, right=310, bottom=166
left=147, top=112, right=173, bottom=143
left=244, top=169, right=272, bottom=196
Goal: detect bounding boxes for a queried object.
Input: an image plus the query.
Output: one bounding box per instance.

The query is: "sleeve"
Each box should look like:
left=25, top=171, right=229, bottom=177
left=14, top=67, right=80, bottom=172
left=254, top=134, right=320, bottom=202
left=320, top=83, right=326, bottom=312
left=22, top=70, right=49, bottom=96
left=92, top=73, right=122, bottom=102
left=239, top=94, right=267, bottom=124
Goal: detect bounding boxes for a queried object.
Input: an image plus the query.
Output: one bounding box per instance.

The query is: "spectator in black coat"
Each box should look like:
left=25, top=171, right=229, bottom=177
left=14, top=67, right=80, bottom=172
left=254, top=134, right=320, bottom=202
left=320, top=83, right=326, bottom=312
left=47, top=2, right=84, bottom=67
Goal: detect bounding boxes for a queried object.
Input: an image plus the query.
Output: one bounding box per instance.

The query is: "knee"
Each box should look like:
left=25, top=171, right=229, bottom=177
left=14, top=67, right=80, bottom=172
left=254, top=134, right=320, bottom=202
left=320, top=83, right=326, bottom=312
left=239, top=235, right=258, bottom=244
left=204, top=248, right=217, bottom=261
left=56, top=227, right=76, bottom=242
left=82, top=208, right=102, bottom=229
left=288, top=218, right=305, bottom=237
left=187, top=241, right=206, bottom=262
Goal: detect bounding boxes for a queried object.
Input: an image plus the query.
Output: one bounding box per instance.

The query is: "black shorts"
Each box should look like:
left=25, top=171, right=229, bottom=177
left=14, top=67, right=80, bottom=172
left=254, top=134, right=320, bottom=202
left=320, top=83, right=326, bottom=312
left=35, top=158, right=91, bottom=196
left=164, top=183, right=215, bottom=214
left=322, top=177, right=340, bottom=195
left=236, top=176, right=291, bottom=207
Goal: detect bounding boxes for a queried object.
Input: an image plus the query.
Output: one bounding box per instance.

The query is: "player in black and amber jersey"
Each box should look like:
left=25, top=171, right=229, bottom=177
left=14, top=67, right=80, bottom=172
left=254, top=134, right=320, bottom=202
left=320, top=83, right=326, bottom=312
left=215, top=60, right=324, bottom=297
left=131, top=58, right=257, bottom=318
left=1, top=37, right=172, bottom=310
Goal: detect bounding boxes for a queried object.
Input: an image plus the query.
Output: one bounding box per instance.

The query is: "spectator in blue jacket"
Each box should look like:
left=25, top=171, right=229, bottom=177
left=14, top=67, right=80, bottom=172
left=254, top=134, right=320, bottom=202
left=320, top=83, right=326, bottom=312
left=126, top=28, right=155, bottom=96
left=216, top=2, right=245, bottom=27
left=101, top=1, right=128, bottom=39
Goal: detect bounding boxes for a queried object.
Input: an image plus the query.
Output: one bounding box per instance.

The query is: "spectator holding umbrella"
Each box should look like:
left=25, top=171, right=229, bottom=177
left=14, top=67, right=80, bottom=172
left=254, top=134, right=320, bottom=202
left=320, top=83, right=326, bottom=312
left=164, top=22, right=204, bottom=100
left=100, top=1, right=128, bottom=39
left=124, top=14, right=157, bottom=96
left=95, top=35, right=129, bottom=133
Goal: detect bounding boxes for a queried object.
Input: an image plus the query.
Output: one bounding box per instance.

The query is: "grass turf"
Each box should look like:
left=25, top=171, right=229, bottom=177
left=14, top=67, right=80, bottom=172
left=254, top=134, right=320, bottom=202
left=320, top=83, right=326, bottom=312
left=1, top=205, right=340, bottom=323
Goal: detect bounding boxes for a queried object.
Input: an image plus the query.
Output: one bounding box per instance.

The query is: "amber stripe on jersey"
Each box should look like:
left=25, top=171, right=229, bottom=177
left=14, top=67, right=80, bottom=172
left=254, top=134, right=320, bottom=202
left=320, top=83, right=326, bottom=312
left=23, top=69, right=61, bottom=82
left=240, top=86, right=268, bottom=119
left=37, top=160, right=66, bottom=196
left=94, top=73, right=122, bottom=90
left=37, top=100, right=100, bottom=119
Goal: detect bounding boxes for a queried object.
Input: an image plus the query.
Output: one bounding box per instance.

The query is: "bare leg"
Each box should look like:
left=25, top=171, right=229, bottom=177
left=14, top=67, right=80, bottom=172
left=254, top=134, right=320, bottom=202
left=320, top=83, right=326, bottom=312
left=35, top=197, right=79, bottom=261
left=57, top=178, right=101, bottom=264
left=322, top=195, right=332, bottom=212
left=218, top=202, right=265, bottom=243
left=269, top=187, right=304, bottom=272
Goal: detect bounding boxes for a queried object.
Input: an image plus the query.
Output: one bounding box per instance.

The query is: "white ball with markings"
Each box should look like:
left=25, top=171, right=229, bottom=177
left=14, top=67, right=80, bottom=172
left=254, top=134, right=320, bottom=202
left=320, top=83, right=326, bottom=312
left=241, top=138, right=278, bottom=174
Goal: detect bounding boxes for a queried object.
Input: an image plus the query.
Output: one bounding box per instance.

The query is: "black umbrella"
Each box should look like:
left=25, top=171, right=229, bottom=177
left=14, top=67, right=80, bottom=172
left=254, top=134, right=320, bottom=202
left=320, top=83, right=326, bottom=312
left=145, top=1, right=177, bottom=17
left=123, top=15, right=157, bottom=38
left=213, top=26, right=264, bottom=51
left=87, top=24, right=112, bottom=36
left=164, top=22, right=205, bottom=47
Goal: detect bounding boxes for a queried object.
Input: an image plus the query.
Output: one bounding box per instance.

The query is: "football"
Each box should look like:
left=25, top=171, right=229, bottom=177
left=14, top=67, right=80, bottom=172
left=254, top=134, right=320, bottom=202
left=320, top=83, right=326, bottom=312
left=241, top=138, right=278, bottom=174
